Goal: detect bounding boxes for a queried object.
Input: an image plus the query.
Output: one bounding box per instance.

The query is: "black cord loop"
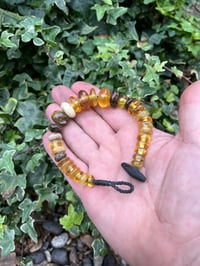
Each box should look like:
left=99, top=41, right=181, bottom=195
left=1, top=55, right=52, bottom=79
left=93, top=179, right=134, bottom=194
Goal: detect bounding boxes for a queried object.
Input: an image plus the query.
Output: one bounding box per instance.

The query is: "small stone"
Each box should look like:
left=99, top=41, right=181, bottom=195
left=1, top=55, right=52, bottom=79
left=82, top=257, right=93, bottom=266
left=30, top=250, right=46, bottom=264
left=80, top=234, right=93, bottom=248
left=102, top=254, right=118, bottom=265
left=94, top=255, right=104, bottom=266
left=51, top=248, right=68, bottom=265
left=42, top=221, right=63, bottom=235
left=69, top=247, right=78, bottom=264
left=51, top=232, right=69, bottom=248
left=44, top=250, right=52, bottom=262
left=29, top=239, right=43, bottom=253
left=77, top=239, right=85, bottom=250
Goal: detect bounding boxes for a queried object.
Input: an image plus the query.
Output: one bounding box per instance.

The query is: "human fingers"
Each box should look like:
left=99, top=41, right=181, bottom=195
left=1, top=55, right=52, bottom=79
left=178, top=80, right=200, bottom=144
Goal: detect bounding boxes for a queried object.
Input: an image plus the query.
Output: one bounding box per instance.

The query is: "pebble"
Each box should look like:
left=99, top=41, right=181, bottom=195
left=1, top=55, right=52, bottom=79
left=69, top=247, right=78, bottom=264
left=80, top=234, right=93, bottom=248
left=30, top=250, right=46, bottom=264
left=42, top=221, right=63, bottom=235
left=51, top=232, right=69, bottom=248
left=44, top=250, right=52, bottom=262
left=51, top=248, right=68, bottom=265
left=82, top=257, right=93, bottom=266
left=102, top=254, right=117, bottom=265
left=94, top=255, right=104, bottom=266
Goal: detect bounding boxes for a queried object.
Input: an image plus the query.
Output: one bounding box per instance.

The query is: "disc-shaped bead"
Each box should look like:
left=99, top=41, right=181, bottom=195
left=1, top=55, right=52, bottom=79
left=52, top=111, right=69, bottom=126
left=97, top=88, right=111, bottom=108
left=61, top=102, right=76, bottom=118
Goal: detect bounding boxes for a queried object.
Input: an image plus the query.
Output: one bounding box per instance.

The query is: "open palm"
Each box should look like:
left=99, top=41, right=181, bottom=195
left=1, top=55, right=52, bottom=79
left=43, top=81, right=200, bottom=266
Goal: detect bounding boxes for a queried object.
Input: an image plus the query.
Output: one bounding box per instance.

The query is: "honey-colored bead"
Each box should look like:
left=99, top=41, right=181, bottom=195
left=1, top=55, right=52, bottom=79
left=89, top=88, right=98, bottom=107
left=52, top=111, right=69, bottom=126
left=117, top=95, right=128, bottom=109
left=128, top=101, right=144, bottom=115
left=139, top=124, right=152, bottom=134
left=97, top=88, right=111, bottom=108
left=133, top=154, right=144, bottom=163
left=131, top=160, right=143, bottom=168
left=78, top=90, right=91, bottom=110
left=135, top=147, right=147, bottom=156
left=87, top=175, right=94, bottom=187
left=141, top=116, right=153, bottom=123
left=68, top=96, right=81, bottom=113
left=138, top=133, right=151, bottom=144
left=136, top=110, right=149, bottom=120
left=49, top=139, right=65, bottom=155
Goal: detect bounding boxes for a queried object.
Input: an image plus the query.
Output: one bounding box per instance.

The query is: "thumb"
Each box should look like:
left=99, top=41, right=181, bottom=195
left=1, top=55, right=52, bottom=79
left=178, top=80, right=200, bottom=144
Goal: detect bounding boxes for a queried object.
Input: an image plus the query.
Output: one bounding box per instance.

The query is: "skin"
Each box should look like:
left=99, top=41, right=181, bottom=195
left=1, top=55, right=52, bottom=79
left=43, top=80, right=200, bottom=266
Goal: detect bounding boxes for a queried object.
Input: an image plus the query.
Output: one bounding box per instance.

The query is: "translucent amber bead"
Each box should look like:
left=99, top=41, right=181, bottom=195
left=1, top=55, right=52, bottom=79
left=49, top=139, right=65, bottom=154
left=142, top=116, right=153, bottom=123
left=133, top=154, right=144, bottom=163
left=139, top=124, right=152, bottom=134
left=117, top=95, right=128, bottom=109
left=136, top=110, right=149, bottom=120
left=135, top=147, right=147, bottom=156
left=68, top=96, right=81, bottom=113
left=89, top=88, right=98, bottom=107
left=87, top=175, right=94, bottom=187
left=110, top=90, right=120, bottom=107
left=138, top=133, right=151, bottom=144
left=127, top=101, right=143, bottom=115
left=52, top=111, right=69, bottom=125
left=132, top=160, right=143, bottom=168
left=97, top=88, right=111, bottom=108
left=78, top=90, right=91, bottom=110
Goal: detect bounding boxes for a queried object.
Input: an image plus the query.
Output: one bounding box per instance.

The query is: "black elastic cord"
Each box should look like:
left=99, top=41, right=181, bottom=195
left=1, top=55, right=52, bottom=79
left=93, top=179, right=134, bottom=194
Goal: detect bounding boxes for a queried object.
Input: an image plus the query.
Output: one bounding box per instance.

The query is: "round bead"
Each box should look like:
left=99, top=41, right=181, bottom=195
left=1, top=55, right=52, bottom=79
left=48, top=133, right=62, bottom=141
left=48, top=123, right=61, bottom=133
left=52, top=111, right=69, bottom=126
left=89, top=88, right=98, bottom=107
left=117, top=95, right=128, bottom=109
left=97, top=88, right=111, bottom=108
left=78, top=90, right=90, bottom=110
left=125, top=98, right=134, bottom=109
left=110, top=90, right=120, bottom=107
left=54, top=151, right=66, bottom=162
left=61, top=102, right=76, bottom=118
left=68, top=96, right=81, bottom=113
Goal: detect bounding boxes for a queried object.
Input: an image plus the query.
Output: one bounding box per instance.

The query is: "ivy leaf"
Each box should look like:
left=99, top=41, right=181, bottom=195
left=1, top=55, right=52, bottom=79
left=0, top=31, right=17, bottom=48
left=20, top=217, right=38, bottom=243
left=92, top=4, right=109, bottom=21
left=106, top=7, right=128, bottom=25
left=60, top=204, right=84, bottom=230
left=19, top=198, right=36, bottom=223
left=26, top=153, right=44, bottom=173
left=91, top=238, right=108, bottom=257
left=3, top=97, right=18, bottom=115
left=0, top=229, right=15, bottom=256
left=0, top=150, right=15, bottom=175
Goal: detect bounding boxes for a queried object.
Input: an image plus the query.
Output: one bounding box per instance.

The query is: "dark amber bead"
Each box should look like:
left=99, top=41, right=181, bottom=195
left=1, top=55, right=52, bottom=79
left=117, top=95, right=128, bottom=109
left=54, top=151, right=66, bottom=162
left=78, top=90, right=91, bottom=110
left=89, top=88, right=98, bottom=107
left=48, top=123, right=61, bottom=133
left=52, top=111, right=69, bottom=126
left=125, top=98, right=134, bottom=109
left=97, top=88, right=111, bottom=108
left=110, top=90, right=120, bottom=107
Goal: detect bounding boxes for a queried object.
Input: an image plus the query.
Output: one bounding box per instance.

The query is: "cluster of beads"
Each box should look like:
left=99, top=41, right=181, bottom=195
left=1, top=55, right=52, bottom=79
left=48, top=87, right=153, bottom=193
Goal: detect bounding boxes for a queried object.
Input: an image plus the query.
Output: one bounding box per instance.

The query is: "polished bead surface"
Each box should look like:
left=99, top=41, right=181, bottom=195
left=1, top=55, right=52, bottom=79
left=61, top=102, right=76, bottom=118
left=48, top=133, right=62, bottom=141
left=48, top=123, right=61, bottom=133
left=68, top=96, right=81, bottom=112
left=89, top=88, right=98, bottom=107
left=54, top=151, right=66, bottom=162
left=78, top=90, right=91, bottom=110
left=117, top=95, right=128, bottom=109
left=110, top=90, right=120, bottom=107
left=52, top=111, right=69, bottom=126
left=125, top=98, right=134, bottom=109
left=49, top=139, right=65, bottom=154
left=97, top=88, right=111, bottom=108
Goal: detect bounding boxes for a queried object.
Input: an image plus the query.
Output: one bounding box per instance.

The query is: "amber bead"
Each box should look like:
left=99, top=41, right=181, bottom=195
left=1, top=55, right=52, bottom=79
left=132, top=160, right=143, bottom=168
left=54, top=151, right=66, bottom=162
left=97, top=88, right=111, bottom=108
left=135, top=147, right=147, bottom=156
left=136, top=110, right=150, bottom=120
left=78, top=90, right=91, bottom=110
left=110, top=90, right=120, bottom=107
left=125, top=98, right=134, bottom=109
left=89, top=88, right=98, bottom=107
left=49, top=139, right=65, bottom=154
left=68, top=96, right=81, bottom=113
left=138, top=133, right=151, bottom=144
left=52, top=111, right=69, bottom=126
left=127, top=100, right=141, bottom=115
left=117, top=95, right=128, bottom=109
left=48, top=123, right=61, bottom=133
left=139, top=124, right=152, bottom=134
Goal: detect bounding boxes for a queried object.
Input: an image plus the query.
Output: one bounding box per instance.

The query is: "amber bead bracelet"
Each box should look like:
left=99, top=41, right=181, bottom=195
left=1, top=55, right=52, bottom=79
left=48, top=87, right=153, bottom=194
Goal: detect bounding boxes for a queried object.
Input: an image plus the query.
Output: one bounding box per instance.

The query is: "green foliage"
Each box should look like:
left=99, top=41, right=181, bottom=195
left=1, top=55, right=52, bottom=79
left=0, top=0, right=199, bottom=258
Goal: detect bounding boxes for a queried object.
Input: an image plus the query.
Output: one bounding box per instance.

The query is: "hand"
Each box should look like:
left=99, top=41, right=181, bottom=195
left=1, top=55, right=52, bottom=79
left=43, top=81, right=200, bottom=266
